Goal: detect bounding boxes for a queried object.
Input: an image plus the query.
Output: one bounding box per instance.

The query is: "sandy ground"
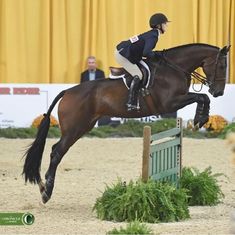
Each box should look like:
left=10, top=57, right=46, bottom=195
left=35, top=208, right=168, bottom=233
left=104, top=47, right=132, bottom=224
left=0, top=137, right=235, bottom=235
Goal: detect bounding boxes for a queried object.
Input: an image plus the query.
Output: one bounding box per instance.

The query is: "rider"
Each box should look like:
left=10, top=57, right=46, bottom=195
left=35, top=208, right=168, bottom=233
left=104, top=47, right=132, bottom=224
left=114, top=13, right=170, bottom=111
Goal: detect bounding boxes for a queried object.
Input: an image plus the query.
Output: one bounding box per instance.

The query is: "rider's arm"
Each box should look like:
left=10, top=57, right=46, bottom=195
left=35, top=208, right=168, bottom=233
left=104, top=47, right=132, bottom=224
left=142, top=30, right=159, bottom=58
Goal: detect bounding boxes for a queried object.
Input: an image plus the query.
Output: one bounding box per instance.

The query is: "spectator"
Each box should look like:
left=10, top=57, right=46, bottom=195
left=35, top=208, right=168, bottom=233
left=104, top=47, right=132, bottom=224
left=80, top=56, right=105, bottom=83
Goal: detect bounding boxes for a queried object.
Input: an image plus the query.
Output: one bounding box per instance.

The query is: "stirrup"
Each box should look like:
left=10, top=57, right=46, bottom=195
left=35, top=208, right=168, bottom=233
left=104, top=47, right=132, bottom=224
left=126, top=103, right=140, bottom=111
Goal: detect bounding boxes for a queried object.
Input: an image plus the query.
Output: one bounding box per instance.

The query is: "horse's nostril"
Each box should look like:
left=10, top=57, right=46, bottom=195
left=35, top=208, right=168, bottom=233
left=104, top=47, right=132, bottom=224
left=213, top=90, right=224, bottom=97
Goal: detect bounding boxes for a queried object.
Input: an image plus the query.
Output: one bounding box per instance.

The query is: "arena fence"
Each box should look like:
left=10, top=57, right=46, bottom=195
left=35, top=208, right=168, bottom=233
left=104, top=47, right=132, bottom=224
left=142, top=118, right=182, bottom=185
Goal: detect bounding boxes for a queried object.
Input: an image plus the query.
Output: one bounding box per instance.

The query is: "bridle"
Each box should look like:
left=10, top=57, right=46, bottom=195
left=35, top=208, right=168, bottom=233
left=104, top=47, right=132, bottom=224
left=161, top=49, right=226, bottom=91
left=203, top=52, right=227, bottom=85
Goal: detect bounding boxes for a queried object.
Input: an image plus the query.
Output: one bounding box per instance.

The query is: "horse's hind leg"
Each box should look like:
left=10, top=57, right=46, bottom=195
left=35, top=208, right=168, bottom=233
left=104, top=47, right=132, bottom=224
left=41, top=121, right=96, bottom=204
left=37, top=142, right=59, bottom=195
left=41, top=138, right=69, bottom=203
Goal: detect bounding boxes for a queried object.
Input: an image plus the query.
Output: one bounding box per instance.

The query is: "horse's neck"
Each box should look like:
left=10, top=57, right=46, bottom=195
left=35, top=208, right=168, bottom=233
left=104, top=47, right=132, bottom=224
left=165, top=46, right=218, bottom=72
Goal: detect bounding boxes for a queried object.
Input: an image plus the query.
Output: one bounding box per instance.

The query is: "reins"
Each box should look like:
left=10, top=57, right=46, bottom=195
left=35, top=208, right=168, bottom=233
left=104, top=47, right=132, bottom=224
left=161, top=51, right=213, bottom=91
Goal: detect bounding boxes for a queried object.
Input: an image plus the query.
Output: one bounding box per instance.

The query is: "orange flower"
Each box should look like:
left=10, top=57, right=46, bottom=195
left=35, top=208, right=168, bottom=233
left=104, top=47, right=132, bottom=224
left=31, top=114, right=59, bottom=128
left=203, top=115, right=228, bottom=133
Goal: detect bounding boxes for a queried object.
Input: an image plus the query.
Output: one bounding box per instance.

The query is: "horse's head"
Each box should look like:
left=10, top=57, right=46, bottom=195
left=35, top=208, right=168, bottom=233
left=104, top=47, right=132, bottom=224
left=202, top=45, right=230, bottom=97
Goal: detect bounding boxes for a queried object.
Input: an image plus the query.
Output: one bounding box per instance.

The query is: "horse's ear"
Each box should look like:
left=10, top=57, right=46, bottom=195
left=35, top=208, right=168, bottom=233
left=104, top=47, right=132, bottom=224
left=220, top=45, right=231, bottom=55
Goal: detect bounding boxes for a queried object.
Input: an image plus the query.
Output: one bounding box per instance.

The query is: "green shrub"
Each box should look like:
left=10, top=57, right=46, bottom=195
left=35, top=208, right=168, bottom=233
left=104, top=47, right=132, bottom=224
left=2, top=118, right=234, bottom=139
left=183, top=129, right=222, bottom=139
left=87, top=125, right=118, bottom=138
left=0, top=127, right=61, bottom=138
left=180, top=167, right=224, bottom=206
left=93, top=179, right=189, bottom=223
left=0, top=127, right=37, bottom=138
left=184, top=121, right=235, bottom=139
left=107, top=220, right=153, bottom=234
left=88, top=119, right=177, bottom=138
left=0, top=119, right=176, bottom=138
left=47, top=127, right=61, bottom=138
left=218, top=122, right=235, bottom=139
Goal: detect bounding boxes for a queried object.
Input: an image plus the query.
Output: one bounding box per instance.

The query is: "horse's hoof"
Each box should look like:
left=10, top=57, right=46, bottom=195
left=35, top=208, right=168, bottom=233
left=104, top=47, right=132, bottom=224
left=42, top=192, right=50, bottom=204
left=199, top=116, right=209, bottom=128
left=194, top=115, right=209, bottom=129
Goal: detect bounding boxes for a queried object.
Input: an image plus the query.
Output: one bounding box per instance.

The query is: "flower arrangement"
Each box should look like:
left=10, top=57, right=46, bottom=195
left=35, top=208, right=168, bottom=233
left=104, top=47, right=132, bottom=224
left=31, top=114, right=59, bottom=128
left=203, top=115, right=228, bottom=133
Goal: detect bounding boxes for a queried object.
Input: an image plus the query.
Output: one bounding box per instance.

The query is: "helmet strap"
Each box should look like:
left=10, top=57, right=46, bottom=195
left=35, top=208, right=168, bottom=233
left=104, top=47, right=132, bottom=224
left=156, top=24, right=164, bottom=34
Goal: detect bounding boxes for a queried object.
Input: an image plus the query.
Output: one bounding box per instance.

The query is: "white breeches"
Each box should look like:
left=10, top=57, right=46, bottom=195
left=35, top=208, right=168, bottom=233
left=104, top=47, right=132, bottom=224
left=114, top=48, right=143, bottom=80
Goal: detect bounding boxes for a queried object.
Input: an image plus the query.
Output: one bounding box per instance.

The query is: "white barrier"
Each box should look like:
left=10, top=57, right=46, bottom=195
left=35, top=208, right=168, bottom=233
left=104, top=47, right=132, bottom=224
left=0, top=84, right=73, bottom=128
left=0, top=84, right=234, bottom=128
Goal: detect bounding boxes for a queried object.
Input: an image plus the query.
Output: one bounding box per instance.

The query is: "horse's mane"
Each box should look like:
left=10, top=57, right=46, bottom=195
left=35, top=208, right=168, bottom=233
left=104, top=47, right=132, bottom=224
left=163, top=43, right=219, bottom=52
left=148, top=43, right=220, bottom=65
left=151, top=43, right=220, bottom=62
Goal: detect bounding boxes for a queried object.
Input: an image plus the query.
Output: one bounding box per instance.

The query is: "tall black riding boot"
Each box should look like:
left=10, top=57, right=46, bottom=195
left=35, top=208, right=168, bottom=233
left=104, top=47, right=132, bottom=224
left=126, top=75, right=141, bottom=111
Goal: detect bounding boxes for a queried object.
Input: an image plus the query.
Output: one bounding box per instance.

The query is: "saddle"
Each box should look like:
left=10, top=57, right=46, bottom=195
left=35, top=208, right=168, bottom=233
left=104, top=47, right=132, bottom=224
left=109, top=61, right=158, bottom=114
left=109, top=61, right=153, bottom=89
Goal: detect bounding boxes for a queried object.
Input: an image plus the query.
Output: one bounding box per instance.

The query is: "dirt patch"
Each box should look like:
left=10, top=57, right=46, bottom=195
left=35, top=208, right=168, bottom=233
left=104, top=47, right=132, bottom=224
left=0, top=137, right=235, bottom=234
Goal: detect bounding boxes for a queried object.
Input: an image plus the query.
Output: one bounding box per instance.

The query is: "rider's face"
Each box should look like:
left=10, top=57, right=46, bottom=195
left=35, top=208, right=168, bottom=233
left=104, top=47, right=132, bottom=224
left=161, top=23, right=168, bottom=33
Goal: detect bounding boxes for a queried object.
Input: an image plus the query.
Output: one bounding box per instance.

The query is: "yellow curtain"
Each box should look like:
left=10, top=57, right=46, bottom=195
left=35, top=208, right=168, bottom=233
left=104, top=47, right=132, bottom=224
left=0, top=0, right=234, bottom=83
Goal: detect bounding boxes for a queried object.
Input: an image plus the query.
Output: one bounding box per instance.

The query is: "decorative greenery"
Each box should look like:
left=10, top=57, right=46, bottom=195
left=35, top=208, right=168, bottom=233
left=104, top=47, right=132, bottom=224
left=1, top=117, right=233, bottom=139
left=93, top=179, right=190, bottom=223
left=0, top=118, right=176, bottom=138
left=87, top=119, right=177, bottom=138
left=0, top=127, right=61, bottom=138
left=180, top=167, right=225, bottom=206
left=183, top=128, right=209, bottom=139
left=218, top=122, right=235, bottom=139
left=185, top=115, right=232, bottom=139
left=183, top=128, right=222, bottom=139
left=106, top=220, right=153, bottom=235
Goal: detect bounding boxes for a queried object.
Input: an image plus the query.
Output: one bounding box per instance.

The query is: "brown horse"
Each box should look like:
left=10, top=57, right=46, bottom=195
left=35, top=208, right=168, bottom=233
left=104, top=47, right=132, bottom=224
left=23, top=43, right=230, bottom=203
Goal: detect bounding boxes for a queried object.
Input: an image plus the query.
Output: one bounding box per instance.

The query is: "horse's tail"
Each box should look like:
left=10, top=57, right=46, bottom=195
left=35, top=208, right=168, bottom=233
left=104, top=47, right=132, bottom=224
left=22, top=90, right=66, bottom=184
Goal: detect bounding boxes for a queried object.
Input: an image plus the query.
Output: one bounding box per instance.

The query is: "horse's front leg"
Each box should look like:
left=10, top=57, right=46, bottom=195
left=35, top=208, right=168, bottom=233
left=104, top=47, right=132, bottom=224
left=193, top=93, right=210, bottom=127
left=166, top=92, right=210, bottom=128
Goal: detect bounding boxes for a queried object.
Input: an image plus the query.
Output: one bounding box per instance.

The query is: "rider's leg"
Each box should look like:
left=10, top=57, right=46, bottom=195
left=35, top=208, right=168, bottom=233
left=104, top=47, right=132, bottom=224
left=114, top=49, right=143, bottom=111
left=126, top=75, right=141, bottom=110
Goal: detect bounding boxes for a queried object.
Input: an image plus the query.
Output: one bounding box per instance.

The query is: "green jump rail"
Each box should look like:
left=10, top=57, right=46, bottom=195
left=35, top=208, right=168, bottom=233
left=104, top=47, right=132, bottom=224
left=142, top=118, right=182, bottom=184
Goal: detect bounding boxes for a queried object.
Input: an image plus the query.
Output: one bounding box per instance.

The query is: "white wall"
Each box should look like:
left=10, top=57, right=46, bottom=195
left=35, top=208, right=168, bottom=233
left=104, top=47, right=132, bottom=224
left=0, top=84, right=73, bottom=128
left=177, top=84, right=235, bottom=122
left=0, top=84, right=234, bottom=128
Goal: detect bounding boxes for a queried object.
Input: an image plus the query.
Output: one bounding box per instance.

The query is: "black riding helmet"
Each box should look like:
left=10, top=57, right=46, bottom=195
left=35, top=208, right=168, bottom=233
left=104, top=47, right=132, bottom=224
left=149, top=13, right=170, bottom=28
